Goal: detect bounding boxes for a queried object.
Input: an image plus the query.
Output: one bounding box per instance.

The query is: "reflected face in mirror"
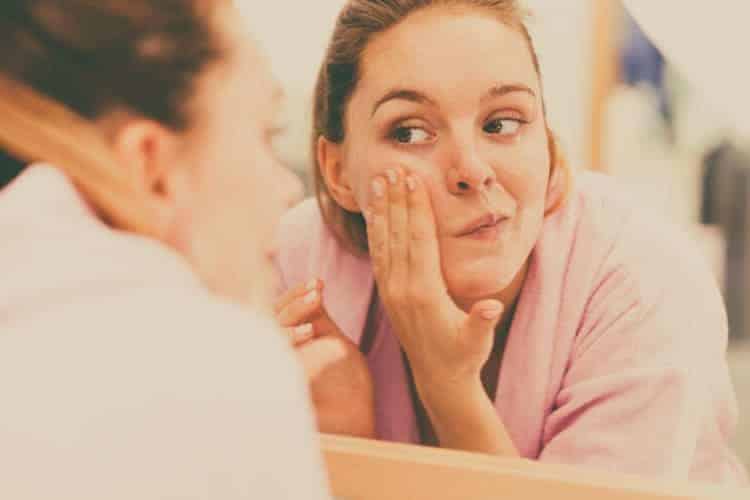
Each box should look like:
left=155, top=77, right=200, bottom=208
left=166, top=3, right=302, bottom=307
left=329, top=7, right=553, bottom=303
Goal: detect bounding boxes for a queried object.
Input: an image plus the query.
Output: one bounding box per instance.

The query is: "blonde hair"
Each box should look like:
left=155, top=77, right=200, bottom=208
left=312, top=0, right=570, bottom=254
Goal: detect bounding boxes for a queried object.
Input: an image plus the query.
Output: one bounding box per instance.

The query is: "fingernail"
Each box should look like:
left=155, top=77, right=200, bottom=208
left=480, top=304, right=503, bottom=320
left=385, top=169, right=398, bottom=185
left=372, top=179, right=385, bottom=198
left=406, top=176, right=417, bottom=192
left=294, top=323, right=313, bottom=339
left=303, top=290, right=318, bottom=304
left=306, top=279, right=318, bottom=291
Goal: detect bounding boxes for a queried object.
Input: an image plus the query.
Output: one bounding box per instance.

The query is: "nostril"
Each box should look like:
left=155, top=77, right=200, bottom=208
left=482, top=177, right=494, bottom=190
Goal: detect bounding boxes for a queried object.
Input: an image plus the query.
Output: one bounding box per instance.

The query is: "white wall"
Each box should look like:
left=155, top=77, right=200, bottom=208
left=525, top=0, right=593, bottom=169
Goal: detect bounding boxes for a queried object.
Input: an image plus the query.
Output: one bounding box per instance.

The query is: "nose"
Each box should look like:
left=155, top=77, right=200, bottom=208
left=445, top=144, right=495, bottom=196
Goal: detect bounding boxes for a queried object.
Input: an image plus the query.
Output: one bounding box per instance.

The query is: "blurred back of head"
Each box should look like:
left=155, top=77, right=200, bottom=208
left=0, top=0, right=223, bottom=188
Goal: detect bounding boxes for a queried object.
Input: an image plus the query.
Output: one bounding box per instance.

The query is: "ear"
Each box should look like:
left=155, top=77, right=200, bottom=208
left=110, top=119, right=188, bottom=227
left=317, top=135, right=359, bottom=212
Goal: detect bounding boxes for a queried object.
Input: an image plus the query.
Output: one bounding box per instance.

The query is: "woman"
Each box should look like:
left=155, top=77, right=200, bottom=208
left=275, top=0, right=748, bottom=484
left=0, top=1, right=327, bottom=498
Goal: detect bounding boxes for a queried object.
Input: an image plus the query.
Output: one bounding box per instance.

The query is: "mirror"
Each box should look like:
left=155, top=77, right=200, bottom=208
left=236, top=0, right=750, bottom=492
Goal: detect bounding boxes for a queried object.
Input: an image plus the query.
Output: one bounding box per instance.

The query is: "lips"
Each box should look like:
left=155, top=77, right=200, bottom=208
left=456, top=212, right=506, bottom=237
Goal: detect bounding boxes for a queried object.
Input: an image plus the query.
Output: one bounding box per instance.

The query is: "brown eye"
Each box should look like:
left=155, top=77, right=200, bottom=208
left=483, top=118, right=522, bottom=135
left=390, top=126, right=432, bottom=144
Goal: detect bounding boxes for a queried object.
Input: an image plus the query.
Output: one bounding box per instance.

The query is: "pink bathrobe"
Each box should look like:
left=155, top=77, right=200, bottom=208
left=0, top=166, right=329, bottom=499
left=275, top=171, right=748, bottom=484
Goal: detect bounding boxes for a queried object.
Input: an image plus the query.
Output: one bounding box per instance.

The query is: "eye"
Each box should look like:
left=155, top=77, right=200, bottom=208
left=483, top=118, right=522, bottom=136
left=389, top=126, right=433, bottom=145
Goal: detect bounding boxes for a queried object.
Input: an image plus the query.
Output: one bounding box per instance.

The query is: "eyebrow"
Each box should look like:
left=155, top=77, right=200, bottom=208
left=481, top=83, right=536, bottom=102
left=371, top=83, right=537, bottom=117
left=371, top=89, right=437, bottom=117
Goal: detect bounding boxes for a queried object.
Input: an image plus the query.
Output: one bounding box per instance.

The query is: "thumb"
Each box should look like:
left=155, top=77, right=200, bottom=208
left=463, top=299, right=504, bottom=342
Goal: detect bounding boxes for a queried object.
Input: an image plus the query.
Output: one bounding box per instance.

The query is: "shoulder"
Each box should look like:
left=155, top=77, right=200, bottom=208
left=552, top=171, right=727, bottom=354
left=118, top=288, right=298, bottom=371
left=548, top=170, right=716, bottom=291
left=277, top=198, right=327, bottom=254
left=0, top=290, right=327, bottom=498
left=547, top=171, right=640, bottom=256
left=274, top=199, right=327, bottom=286
left=577, top=172, right=718, bottom=299
left=274, top=198, right=368, bottom=292
left=272, top=199, right=375, bottom=341
left=2, top=284, right=311, bottom=434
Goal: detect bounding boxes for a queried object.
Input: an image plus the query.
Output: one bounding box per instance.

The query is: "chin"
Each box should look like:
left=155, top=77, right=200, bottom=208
left=443, top=257, right=517, bottom=302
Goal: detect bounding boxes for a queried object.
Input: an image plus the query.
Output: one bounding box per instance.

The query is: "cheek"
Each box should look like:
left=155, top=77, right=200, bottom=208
left=239, top=161, right=289, bottom=244
left=190, top=143, right=280, bottom=247
left=492, top=140, right=551, bottom=205
left=504, top=167, right=549, bottom=209
left=345, top=141, right=444, bottom=209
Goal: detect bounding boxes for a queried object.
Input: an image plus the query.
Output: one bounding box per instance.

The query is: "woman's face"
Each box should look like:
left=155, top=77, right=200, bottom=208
left=334, top=8, right=552, bottom=302
left=166, top=4, right=301, bottom=308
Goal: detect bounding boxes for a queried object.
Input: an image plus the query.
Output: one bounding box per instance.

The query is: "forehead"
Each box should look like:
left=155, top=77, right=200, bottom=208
left=357, top=8, right=540, bottom=103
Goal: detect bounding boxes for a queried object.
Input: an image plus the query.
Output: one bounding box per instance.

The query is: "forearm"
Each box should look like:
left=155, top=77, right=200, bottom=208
left=414, top=375, right=519, bottom=457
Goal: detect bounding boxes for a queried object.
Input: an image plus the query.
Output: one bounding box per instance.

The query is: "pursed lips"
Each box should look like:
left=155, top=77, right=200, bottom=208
left=455, top=212, right=508, bottom=237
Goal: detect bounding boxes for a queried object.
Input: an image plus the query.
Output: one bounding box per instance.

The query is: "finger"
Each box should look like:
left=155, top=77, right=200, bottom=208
left=387, top=168, right=408, bottom=294
left=405, top=174, right=446, bottom=296
left=277, top=286, right=325, bottom=327
left=281, top=289, right=348, bottom=344
left=286, top=323, right=316, bottom=347
left=463, top=299, right=504, bottom=346
left=274, top=278, right=320, bottom=314
left=365, top=176, right=390, bottom=285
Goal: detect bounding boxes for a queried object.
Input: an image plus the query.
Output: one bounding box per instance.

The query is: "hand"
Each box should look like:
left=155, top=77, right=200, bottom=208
left=363, top=169, right=519, bottom=456
left=364, top=169, right=504, bottom=392
left=275, top=280, right=375, bottom=438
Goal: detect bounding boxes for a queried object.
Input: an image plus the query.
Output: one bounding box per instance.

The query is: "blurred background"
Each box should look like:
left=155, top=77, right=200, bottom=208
left=242, top=0, right=750, bottom=468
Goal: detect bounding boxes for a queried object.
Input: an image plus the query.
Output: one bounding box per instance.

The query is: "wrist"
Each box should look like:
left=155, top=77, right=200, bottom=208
left=412, top=369, right=485, bottom=416
left=412, top=372, right=517, bottom=456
